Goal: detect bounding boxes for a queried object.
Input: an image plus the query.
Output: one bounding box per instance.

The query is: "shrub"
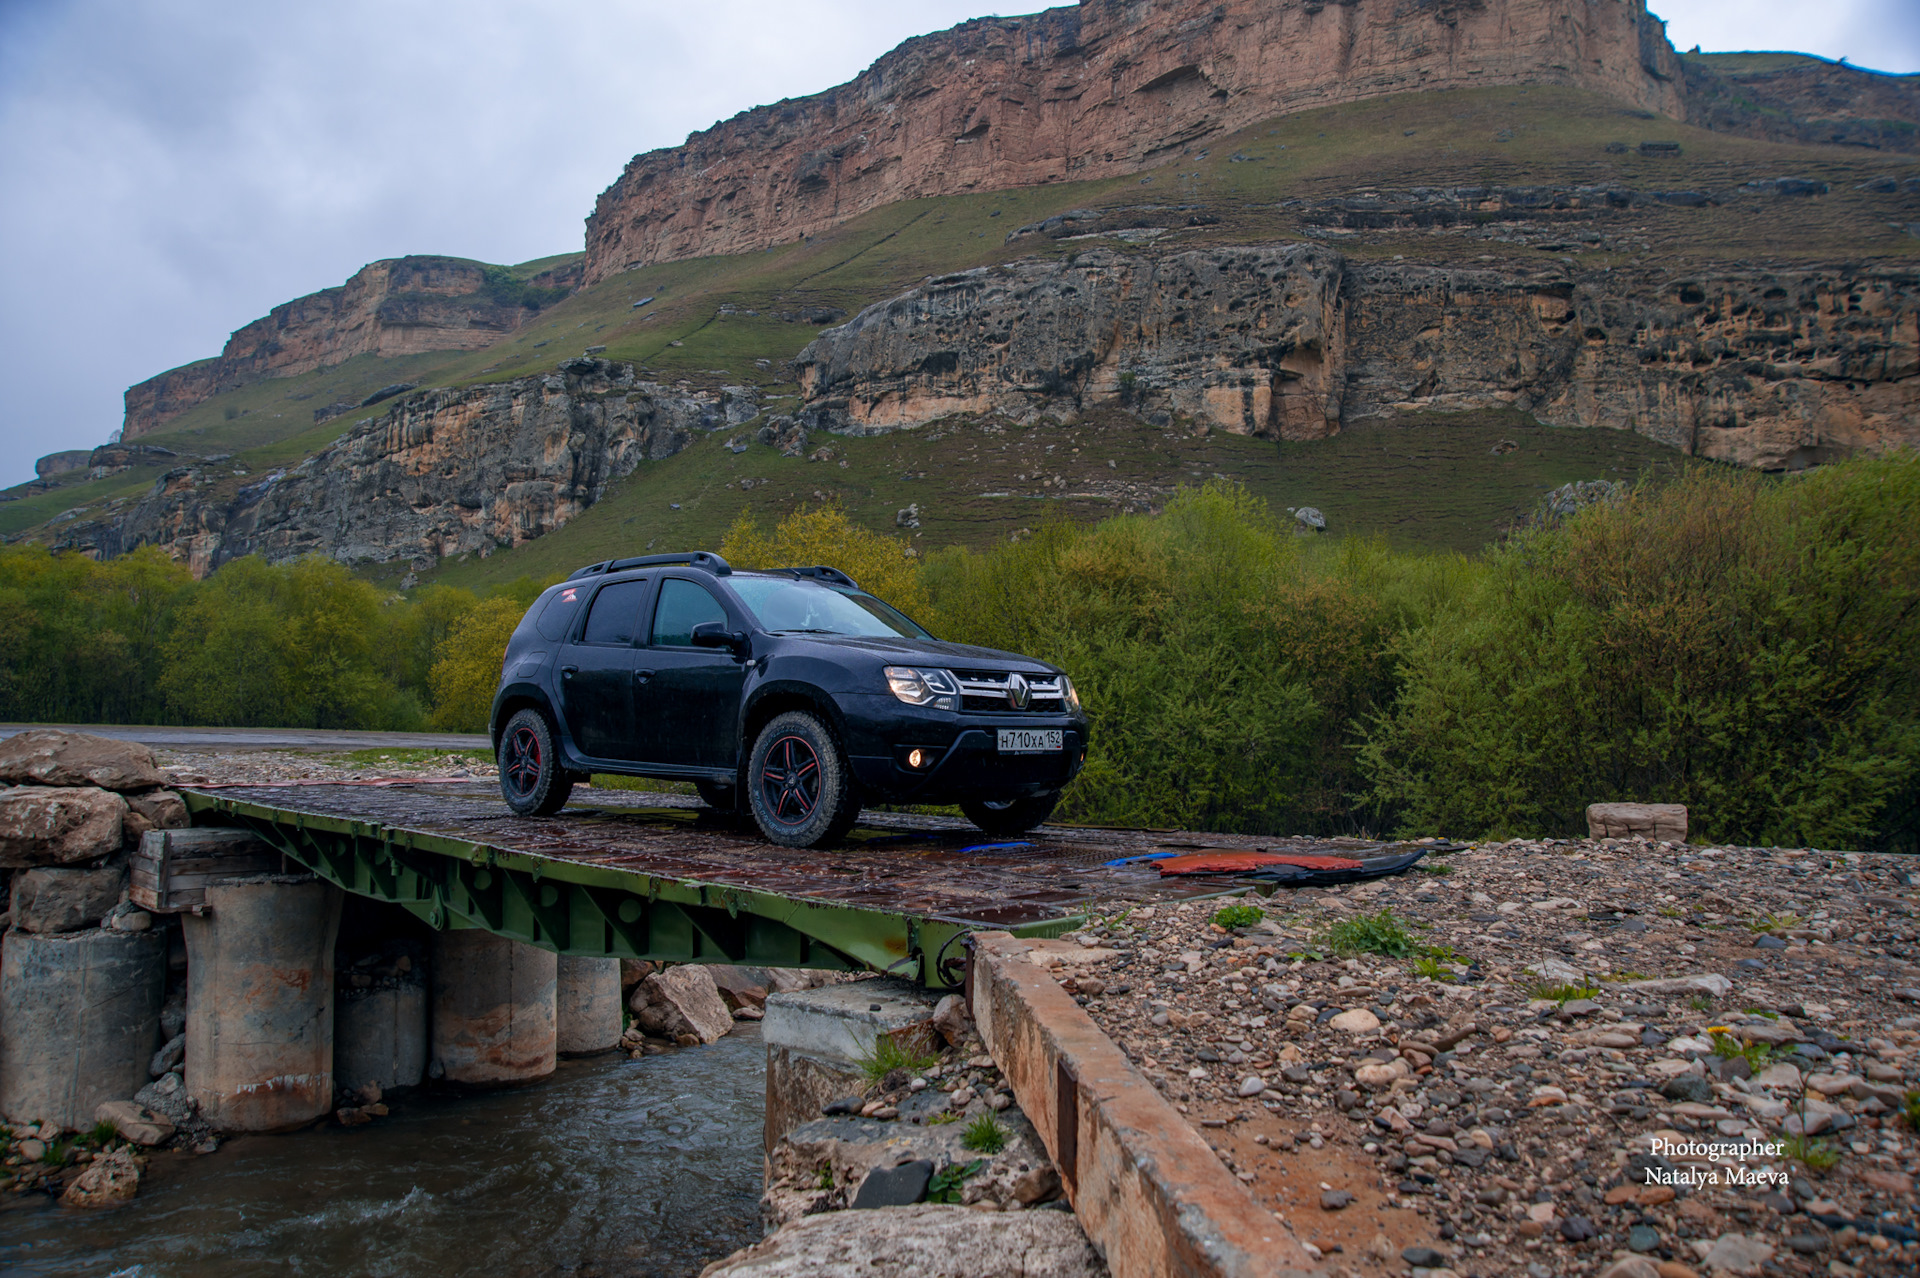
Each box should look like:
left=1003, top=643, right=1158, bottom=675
left=428, top=596, right=526, bottom=732
left=1362, top=457, right=1920, bottom=850
left=1212, top=903, right=1265, bottom=929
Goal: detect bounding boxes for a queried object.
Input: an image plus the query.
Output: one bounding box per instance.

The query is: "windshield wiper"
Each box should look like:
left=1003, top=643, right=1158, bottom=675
left=771, top=628, right=842, bottom=634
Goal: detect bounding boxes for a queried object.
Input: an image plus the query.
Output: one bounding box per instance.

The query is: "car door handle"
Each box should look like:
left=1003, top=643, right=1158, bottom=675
left=635, top=669, right=655, bottom=683
left=561, top=665, right=578, bottom=680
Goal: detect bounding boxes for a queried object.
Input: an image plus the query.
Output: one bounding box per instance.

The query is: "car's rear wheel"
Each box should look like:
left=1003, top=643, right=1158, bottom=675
left=961, top=792, right=1059, bottom=839
left=499, top=709, right=573, bottom=817
left=695, top=780, right=737, bottom=812
left=747, top=711, right=860, bottom=848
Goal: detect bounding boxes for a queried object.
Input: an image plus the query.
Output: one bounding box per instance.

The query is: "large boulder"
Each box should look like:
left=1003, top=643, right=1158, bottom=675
left=122, top=791, right=189, bottom=843
left=631, top=965, right=734, bottom=1044
left=698, top=1203, right=1108, bottom=1277
left=1586, top=802, right=1688, bottom=843
left=11, top=861, right=128, bottom=932
left=60, top=1146, right=144, bottom=1208
left=0, top=786, right=128, bottom=867
left=0, top=730, right=166, bottom=792
left=704, top=964, right=771, bottom=1011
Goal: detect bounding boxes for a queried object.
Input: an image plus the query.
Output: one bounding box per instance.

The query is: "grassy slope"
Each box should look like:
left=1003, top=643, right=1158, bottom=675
left=10, top=86, right=1915, bottom=552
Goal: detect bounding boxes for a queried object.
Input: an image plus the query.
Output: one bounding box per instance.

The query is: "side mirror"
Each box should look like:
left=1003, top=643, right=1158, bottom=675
left=691, top=621, right=751, bottom=658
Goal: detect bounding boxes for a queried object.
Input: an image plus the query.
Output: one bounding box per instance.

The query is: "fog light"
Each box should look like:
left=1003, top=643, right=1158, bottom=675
left=908, top=748, right=926, bottom=769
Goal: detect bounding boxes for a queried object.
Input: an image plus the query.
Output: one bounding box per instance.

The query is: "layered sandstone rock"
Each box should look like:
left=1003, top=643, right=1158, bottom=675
left=62, top=359, right=753, bottom=577
left=796, top=246, right=1920, bottom=468
left=121, top=254, right=583, bottom=439
left=584, top=0, right=1685, bottom=281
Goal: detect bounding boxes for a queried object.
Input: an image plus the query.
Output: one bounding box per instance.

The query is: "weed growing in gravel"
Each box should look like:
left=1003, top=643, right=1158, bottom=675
left=1212, top=904, right=1265, bottom=929
left=1411, top=956, right=1452, bottom=979
left=1526, top=980, right=1602, bottom=1003
left=1657, top=906, right=1683, bottom=918
left=1689, top=994, right=1715, bottom=1012
left=1599, top=970, right=1650, bottom=982
left=1708, top=1032, right=1776, bottom=1071
left=926, top=1159, right=986, bottom=1203
left=927, top=1111, right=961, bottom=1126
left=1900, top=1092, right=1920, bottom=1130
left=815, top=1166, right=834, bottom=1190
left=1782, top=1132, right=1842, bottom=1172
left=857, top=1035, right=938, bottom=1084
left=1321, top=909, right=1425, bottom=957
left=1747, top=912, right=1802, bottom=934
left=960, top=1115, right=1008, bottom=1154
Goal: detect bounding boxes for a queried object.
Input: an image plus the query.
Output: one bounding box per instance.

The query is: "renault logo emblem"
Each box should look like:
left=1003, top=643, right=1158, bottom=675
left=1007, top=672, right=1031, bottom=711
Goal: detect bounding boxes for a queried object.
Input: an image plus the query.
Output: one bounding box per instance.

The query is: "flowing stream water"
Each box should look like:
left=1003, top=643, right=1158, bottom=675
left=1, top=1024, right=767, bottom=1278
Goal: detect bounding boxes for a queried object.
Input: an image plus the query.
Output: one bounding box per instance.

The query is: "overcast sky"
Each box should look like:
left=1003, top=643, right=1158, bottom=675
left=2, top=1, right=1916, bottom=488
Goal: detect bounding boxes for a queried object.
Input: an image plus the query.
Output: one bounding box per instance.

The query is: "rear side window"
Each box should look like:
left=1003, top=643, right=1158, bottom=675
left=580, top=580, right=649, bottom=644
left=651, top=580, right=727, bottom=647
left=534, top=582, right=589, bottom=641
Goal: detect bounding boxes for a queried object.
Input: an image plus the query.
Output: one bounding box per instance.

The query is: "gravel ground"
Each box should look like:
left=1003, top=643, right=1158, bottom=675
left=1042, top=838, right=1920, bottom=1278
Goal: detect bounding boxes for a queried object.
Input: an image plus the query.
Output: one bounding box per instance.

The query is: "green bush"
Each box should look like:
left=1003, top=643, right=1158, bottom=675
left=1361, top=457, right=1920, bottom=849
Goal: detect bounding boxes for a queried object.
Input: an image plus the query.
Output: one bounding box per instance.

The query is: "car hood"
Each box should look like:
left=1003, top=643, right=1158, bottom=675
left=785, top=634, right=1062, bottom=674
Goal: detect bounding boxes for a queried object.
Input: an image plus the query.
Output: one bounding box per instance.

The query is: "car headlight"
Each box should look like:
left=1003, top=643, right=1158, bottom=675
left=885, top=666, right=958, bottom=711
left=1060, top=675, right=1082, bottom=713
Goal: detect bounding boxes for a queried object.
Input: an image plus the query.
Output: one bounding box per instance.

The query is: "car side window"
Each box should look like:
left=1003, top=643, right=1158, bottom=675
left=579, top=580, right=650, bottom=645
left=651, top=579, right=727, bottom=647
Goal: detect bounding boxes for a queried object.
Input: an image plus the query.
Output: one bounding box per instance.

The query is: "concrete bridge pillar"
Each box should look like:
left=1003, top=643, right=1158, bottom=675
left=555, top=955, right=623, bottom=1056
left=0, top=929, right=166, bottom=1131
left=430, top=930, right=556, bottom=1085
left=336, top=985, right=428, bottom=1094
left=183, top=878, right=343, bottom=1131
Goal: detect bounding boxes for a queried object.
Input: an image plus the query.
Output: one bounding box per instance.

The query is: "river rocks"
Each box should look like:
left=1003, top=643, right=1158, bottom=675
left=1698, top=1233, right=1773, bottom=1275
left=94, top=1099, right=175, bottom=1146
left=10, top=860, right=128, bottom=931
left=1328, top=1007, right=1380, bottom=1034
left=0, top=731, right=166, bottom=793
left=60, top=1146, right=143, bottom=1207
left=0, top=786, right=128, bottom=866
left=699, top=1203, right=1108, bottom=1277
left=1587, top=803, right=1689, bottom=842
left=632, top=965, right=734, bottom=1045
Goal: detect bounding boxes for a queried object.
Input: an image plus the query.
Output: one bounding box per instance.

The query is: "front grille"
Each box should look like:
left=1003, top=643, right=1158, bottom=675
left=953, top=670, right=1064, bottom=714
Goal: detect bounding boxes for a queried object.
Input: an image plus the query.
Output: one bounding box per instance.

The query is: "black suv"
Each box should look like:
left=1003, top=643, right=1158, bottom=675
left=489, top=552, right=1088, bottom=847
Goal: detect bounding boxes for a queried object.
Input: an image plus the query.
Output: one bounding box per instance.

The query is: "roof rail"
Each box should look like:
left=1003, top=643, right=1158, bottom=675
left=567, top=551, right=733, bottom=581
left=779, top=565, right=860, bottom=591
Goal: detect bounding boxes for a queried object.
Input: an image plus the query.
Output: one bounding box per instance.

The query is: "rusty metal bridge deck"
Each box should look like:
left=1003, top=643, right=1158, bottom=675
left=184, top=781, right=1418, bottom=988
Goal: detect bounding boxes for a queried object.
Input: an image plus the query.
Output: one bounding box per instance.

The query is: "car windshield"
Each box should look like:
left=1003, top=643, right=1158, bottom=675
left=730, top=576, right=931, bottom=639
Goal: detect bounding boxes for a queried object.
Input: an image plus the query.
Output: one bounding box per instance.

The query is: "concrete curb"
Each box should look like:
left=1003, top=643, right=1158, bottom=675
left=970, top=932, right=1325, bottom=1278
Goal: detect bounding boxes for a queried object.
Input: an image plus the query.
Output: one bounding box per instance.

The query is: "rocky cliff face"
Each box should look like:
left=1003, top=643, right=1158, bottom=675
left=583, top=0, right=1684, bottom=281
left=796, top=246, right=1920, bottom=470
left=121, top=255, right=583, bottom=440
left=68, top=359, right=752, bottom=577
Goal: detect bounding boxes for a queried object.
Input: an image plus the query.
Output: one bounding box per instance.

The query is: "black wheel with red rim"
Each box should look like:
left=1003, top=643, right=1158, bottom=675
left=747, top=710, right=860, bottom=848
left=498, top=708, right=573, bottom=817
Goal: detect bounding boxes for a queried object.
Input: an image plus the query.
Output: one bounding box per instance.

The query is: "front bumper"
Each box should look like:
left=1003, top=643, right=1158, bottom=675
left=848, top=721, right=1090, bottom=802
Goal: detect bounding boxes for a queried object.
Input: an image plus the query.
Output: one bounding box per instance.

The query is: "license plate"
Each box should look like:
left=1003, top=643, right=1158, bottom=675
left=997, top=728, right=1063, bottom=754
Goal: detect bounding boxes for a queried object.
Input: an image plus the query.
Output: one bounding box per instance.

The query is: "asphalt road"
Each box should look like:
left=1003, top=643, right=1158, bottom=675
left=0, top=723, right=491, bottom=753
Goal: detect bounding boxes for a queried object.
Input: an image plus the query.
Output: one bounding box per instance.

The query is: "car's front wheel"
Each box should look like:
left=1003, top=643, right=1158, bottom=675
left=747, top=711, right=861, bottom=848
left=961, top=792, right=1059, bottom=838
left=499, top=709, right=573, bottom=817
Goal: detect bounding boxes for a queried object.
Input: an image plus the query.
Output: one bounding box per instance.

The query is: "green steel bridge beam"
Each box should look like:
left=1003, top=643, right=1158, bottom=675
left=184, top=793, right=1078, bottom=990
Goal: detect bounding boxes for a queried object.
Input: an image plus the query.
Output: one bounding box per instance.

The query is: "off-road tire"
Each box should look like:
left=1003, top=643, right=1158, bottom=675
left=960, top=792, right=1060, bottom=839
left=499, top=708, right=573, bottom=817
left=747, top=711, right=861, bottom=848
